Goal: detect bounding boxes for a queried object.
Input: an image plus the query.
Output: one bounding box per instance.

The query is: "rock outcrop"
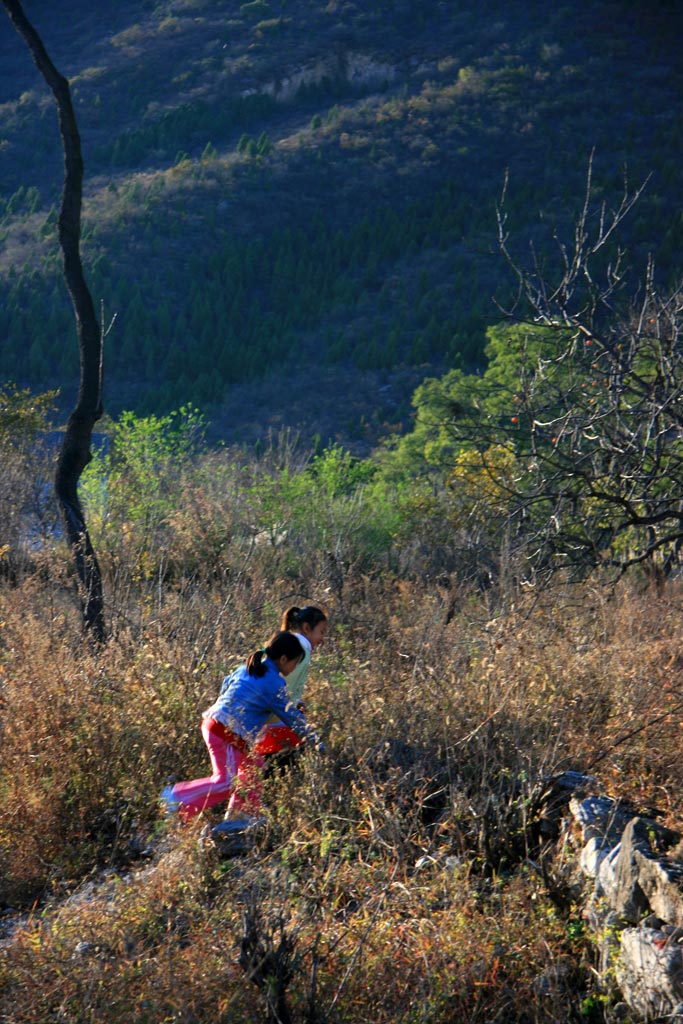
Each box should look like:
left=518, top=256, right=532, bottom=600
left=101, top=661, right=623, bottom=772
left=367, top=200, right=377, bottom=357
left=566, top=784, right=683, bottom=1021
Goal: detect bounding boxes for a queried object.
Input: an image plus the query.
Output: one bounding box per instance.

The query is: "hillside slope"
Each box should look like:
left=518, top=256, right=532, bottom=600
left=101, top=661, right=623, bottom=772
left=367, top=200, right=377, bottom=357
left=1, top=0, right=682, bottom=449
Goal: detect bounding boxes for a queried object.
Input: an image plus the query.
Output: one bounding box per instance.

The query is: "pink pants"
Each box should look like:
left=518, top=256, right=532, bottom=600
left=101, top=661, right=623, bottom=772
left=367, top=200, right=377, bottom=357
left=170, top=718, right=264, bottom=819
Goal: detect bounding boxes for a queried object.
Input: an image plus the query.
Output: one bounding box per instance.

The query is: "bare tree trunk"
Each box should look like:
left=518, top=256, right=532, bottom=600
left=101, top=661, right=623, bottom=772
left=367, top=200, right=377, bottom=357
left=3, top=0, right=105, bottom=641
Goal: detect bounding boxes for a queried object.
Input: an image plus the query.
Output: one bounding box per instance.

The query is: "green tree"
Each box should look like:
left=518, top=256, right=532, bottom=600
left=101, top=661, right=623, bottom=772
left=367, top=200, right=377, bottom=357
left=389, top=159, right=683, bottom=585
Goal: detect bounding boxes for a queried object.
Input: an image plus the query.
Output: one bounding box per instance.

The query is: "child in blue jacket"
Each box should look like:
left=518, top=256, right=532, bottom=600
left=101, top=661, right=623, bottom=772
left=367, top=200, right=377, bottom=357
left=162, top=631, right=323, bottom=821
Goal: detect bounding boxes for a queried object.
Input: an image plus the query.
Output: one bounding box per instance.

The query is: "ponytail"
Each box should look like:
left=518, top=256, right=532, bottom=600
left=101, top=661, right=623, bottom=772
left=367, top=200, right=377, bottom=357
left=245, top=648, right=268, bottom=677
left=246, top=631, right=304, bottom=676
left=280, top=604, right=328, bottom=632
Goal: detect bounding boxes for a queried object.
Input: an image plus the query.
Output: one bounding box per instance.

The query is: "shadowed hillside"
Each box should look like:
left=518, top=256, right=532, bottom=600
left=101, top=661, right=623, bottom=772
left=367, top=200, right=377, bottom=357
left=1, top=0, right=683, bottom=448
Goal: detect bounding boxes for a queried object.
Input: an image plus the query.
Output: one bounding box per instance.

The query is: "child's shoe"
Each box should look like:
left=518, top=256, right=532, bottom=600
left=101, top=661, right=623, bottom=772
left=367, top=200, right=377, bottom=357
left=160, top=785, right=181, bottom=816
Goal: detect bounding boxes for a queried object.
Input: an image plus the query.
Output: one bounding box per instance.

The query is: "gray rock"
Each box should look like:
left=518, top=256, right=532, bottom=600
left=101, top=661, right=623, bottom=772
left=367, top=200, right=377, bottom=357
left=581, top=836, right=615, bottom=878
left=609, top=819, right=683, bottom=924
left=569, top=796, right=633, bottom=845
left=616, top=927, right=683, bottom=1019
left=597, top=843, right=622, bottom=904
left=635, top=854, right=683, bottom=928
left=544, top=779, right=683, bottom=1020
left=642, top=913, right=666, bottom=930
left=612, top=820, right=653, bottom=923
left=200, top=817, right=267, bottom=858
left=553, top=770, right=598, bottom=791
left=531, top=957, right=573, bottom=998
left=72, top=940, right=96, bottom=959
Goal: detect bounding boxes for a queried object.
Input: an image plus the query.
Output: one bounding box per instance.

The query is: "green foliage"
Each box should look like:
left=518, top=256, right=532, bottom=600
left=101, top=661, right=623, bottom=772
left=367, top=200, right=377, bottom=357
left=103, top=92, right=278, bottom=169
left=2, top=0, right=682, bottom=449
left=306, top=443, right=376, bottom=497
left=0, top=382, right=58, bottom=451
left=80, top=405, right=206, bottom=577
left=0, top=177, right=486, bottom=421
left=384, top=271, right=683, bottom=582
left=223, top=438, right=398, bottom=584
left=0, top=185, right=42, bottom=222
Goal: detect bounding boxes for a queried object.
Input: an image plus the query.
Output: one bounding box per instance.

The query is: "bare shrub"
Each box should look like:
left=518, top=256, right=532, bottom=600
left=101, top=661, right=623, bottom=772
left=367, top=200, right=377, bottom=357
left=3, top=446, right=683, bottom=1021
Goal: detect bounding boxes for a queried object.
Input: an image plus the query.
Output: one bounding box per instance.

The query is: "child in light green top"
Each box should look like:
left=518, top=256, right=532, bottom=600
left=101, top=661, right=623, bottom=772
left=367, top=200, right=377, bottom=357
left=281, top=604, right=328, bottom=705
left=253, top=604, right=328, bottom=756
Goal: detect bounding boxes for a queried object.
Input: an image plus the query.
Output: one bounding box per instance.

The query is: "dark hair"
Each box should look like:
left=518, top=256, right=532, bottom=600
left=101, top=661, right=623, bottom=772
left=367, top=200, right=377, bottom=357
left=280, top=604, right=328, bottom=632
left=245, top=631, right=304, bottom=677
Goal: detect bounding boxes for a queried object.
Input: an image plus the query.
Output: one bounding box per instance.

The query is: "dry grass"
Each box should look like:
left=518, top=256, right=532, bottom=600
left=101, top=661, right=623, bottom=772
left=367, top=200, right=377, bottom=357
left=1, top=527, right=683, bottom=1021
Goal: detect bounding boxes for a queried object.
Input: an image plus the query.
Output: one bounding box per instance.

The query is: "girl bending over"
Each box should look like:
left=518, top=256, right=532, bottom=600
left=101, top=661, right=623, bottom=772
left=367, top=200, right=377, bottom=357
left=162, top=631, right=323, bottom=822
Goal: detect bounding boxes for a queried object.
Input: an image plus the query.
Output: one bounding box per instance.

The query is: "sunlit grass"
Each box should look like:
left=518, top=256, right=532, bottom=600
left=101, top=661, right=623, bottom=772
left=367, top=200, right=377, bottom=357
left=1, top=506, right=682, bottom=1021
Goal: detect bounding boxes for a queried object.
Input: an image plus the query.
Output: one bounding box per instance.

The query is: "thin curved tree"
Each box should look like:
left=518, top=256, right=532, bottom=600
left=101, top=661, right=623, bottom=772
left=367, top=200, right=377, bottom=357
left=3, top=0, right=106, bottom=640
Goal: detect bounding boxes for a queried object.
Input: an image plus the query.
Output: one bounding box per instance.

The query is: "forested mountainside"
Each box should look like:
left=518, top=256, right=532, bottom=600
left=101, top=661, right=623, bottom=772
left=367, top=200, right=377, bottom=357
left=1, top=0, right=683, bottom=448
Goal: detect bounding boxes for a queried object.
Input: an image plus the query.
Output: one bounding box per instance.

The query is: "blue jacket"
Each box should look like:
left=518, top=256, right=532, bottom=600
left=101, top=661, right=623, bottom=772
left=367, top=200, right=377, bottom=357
left=205, top=658, right=320, bottom=747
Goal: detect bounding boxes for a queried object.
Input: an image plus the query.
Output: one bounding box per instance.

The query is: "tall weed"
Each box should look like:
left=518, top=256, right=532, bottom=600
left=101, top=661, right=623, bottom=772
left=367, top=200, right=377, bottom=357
left=2, top=422, right=683, bottom=1021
